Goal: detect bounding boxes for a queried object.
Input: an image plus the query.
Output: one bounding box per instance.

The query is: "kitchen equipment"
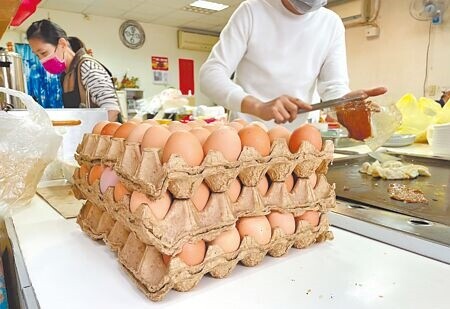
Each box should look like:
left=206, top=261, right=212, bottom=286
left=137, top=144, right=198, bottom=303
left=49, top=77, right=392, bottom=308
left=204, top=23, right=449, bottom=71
left=383, top=134, right=416, bottom=147
left=298, top=93, right=368, bottom=114
left=0, top=49, right=26, bottom=109
left=368, top=151, right=401, bottom=163
left=328, top=154, right=450, bottom=226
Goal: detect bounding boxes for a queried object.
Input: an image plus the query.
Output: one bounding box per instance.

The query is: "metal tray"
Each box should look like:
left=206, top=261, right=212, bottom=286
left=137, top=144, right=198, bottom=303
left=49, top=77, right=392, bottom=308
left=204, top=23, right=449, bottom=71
left=327, top=154, right=450, bottom=226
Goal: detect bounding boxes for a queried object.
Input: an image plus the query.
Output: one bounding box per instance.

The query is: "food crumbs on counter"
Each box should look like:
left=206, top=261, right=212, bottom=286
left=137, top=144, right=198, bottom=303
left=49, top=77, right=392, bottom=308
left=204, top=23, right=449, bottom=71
left=432, top=198, right=438, bottom=202
left=343, top=186, right=350, bottom=191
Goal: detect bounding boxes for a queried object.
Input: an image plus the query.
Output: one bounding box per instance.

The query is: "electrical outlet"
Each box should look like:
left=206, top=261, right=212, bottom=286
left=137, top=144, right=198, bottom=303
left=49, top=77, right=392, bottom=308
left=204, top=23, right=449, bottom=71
left=365, top=25, right=380, bottom=39
left=425, top=85, right=438, bottom=97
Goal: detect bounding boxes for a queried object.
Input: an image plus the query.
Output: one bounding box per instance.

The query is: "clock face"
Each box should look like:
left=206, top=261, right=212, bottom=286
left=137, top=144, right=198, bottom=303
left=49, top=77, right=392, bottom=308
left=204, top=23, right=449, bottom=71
left=120, top=20, right=145, bottom=49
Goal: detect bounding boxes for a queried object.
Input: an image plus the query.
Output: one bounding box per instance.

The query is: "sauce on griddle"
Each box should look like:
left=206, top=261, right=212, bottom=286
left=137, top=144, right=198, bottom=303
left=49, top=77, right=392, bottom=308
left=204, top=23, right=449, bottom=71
left=388, top=183, right=428, bottom=204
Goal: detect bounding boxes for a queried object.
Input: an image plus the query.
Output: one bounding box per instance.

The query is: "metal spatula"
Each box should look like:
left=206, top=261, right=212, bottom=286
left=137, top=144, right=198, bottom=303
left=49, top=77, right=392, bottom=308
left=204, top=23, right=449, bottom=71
left=298, top=93, right=368, bottom=114
left=368, top=151, right=401, bottom=163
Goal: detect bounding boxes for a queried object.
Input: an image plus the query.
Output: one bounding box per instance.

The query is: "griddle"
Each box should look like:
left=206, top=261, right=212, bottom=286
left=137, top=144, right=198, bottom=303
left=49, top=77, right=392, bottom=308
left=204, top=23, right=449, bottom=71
left=327, top=154, right=450, bottom=226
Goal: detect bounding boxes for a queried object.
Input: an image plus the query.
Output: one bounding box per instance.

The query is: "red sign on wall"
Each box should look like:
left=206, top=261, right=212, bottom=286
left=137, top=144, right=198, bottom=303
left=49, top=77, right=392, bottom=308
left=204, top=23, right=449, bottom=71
left=151, top=56, right=169, bottom=71
left=179, top=58, right=194, bottom=95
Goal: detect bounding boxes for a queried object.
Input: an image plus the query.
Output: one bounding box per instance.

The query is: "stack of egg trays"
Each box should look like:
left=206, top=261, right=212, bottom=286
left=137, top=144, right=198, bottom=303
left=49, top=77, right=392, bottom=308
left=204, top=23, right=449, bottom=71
left=73, top=133, right=336, bottom=301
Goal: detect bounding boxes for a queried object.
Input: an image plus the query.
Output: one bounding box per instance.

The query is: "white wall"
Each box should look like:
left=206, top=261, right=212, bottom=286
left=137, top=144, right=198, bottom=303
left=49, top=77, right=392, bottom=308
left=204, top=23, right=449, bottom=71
left=340, top=0, right=450, bottom=104
left=0, top=8, right=212, bottom=105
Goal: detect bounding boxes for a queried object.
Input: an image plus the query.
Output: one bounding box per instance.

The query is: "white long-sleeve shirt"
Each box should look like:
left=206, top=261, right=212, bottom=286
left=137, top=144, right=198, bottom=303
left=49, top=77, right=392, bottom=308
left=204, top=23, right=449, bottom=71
left=199, top=0, right=350, bottom=130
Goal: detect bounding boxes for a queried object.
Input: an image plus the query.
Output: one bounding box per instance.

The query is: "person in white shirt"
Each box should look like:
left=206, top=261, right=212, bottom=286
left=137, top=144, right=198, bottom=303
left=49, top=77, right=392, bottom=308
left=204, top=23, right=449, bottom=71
left=200, top=0, right=386, bottom=130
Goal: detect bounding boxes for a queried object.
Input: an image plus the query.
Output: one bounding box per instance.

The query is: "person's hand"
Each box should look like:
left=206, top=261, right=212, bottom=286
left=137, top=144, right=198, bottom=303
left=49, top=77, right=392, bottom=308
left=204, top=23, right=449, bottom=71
left=344, top=87, right=388, bottom=101
left=241, top=95, right=312, bottom=124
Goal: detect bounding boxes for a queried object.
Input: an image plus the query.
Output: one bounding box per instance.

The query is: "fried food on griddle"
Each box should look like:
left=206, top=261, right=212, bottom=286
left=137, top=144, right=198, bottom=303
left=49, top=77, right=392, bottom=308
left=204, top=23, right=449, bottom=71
left=359, top=160, right=431, bottom=180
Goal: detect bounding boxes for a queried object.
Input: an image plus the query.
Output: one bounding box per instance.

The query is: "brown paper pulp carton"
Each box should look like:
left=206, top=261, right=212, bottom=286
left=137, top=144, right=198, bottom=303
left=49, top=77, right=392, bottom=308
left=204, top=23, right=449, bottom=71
left=73, top=131, right=336, bottom=301
left=77, top=198, right=332, bottom=301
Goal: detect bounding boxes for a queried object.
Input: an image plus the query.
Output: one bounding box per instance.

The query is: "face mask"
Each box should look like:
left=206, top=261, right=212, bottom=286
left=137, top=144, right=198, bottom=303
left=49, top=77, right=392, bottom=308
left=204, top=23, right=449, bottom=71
left=40, top=47, right=66, bottom=74
left=289, top=0, right=327, bottom=14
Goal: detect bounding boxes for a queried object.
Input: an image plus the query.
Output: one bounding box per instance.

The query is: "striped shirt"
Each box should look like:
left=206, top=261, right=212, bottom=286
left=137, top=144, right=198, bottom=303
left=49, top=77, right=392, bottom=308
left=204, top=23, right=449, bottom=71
left=80, top=59, right=120, bottom=111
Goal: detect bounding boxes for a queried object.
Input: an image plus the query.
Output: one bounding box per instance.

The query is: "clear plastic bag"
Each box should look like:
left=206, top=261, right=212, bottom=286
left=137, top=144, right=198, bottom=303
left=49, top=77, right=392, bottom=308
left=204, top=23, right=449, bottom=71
left=329, top=100, right=402, bottom=151
left=0, top=87, right=62, bottom=213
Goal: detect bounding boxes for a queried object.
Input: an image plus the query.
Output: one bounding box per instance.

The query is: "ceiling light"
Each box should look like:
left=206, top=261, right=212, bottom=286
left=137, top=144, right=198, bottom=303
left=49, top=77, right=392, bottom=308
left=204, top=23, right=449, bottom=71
left=189, top=0, right=229, bottom=12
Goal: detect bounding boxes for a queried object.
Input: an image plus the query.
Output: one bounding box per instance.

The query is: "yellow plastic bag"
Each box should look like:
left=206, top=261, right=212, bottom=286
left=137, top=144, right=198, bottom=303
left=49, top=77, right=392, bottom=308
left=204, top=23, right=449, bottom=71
left=395, top=93, right=448, bottom=142
left=435, top=100, right=450, bottom=124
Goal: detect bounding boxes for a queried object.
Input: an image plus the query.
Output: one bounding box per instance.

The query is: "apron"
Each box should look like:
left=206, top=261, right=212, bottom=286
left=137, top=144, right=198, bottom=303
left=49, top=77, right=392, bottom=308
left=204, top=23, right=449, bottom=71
left=60, top=49, right=98, bottom=109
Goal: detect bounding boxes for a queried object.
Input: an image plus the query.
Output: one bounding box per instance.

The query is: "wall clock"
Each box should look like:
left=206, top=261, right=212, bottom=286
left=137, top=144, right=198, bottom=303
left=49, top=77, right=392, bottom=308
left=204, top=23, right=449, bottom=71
left=119, top=20, right=145, bottom=49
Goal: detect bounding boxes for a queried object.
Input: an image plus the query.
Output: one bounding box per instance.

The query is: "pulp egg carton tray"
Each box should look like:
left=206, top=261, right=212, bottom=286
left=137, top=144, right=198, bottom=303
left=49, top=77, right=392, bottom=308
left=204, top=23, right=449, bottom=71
left=73, top=169, right=335, bottom=256
left=77, top=200, right=332, bottom=302
left=75, top=133, right=334, bottom=200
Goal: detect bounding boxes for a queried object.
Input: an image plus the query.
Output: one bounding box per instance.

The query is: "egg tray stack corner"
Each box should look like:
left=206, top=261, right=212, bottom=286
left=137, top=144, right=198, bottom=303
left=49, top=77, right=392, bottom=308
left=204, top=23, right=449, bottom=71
left=73, top=133, right=336, bottom=301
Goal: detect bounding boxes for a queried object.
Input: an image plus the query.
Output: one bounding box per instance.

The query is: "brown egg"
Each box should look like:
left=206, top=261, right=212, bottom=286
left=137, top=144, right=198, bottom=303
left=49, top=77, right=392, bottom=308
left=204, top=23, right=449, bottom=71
left=309, top=173, right=318, bottom=188
left=249, top=121, right=268, bottom=132
left=210, top=227, right=241, bottom=253
left=257, top=175, right=269, bottom=196
left=100, top=122, right=121, bottom=136
left=227, top=178, right=241, bottom=203
left=144, top=119, right=159, bottom=125
left=162, top=131, right=204, bottom=166
left=190, top=127, right=211, bottom=145
left=295, top=211, right=320, bottom=227
left=203, top=127, right=242, bottom=161
left=168, top=121, right=189, bottom=132
left=177, top=240, right=206, bottom=266
left=289, top=124, right=323, bottom=153
left=128, top=117, right=142, bottom=123
left=228, top=122, right=244, bottom=131
left=239, top=125, right=271, bottom=156
left=129, top=191, right=171, bottom=219
left=237, top=216, right=272, bottom=245
left=92, top=121, right=110, bottom=134
left=113, top=122, right=138, bottom=139
left=267, top=211, right=296, bottom=235
left=141, top=126, right=171, bottom=150
left=187, top=121, right=201, bottom=128
left=194, top=119, right=207, bottom=126
left=99, top=167, right=119, bottom=194
left=233, top=118, right=248, bottom=126
left=127, top=123, right=152, bottom=143
left=192, top=182, right=210, bottom=212
left=268, top=126, right=291, bottom=144
left=88, top=164, right=105, bottom=185
left=114, top=181, right=130, bottom=202
left=79, top=164, right=90, bottom=180
left=203, top=124, right=217, bottom=132
left=162, top=254, right=172, bottom=266
left=285, top=174, right=294, bottom=192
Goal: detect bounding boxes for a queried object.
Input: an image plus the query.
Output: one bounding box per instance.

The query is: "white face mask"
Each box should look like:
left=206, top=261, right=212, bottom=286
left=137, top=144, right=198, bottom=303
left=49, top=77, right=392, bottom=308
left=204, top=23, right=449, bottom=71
left=288, top=0, right=327, bottom=14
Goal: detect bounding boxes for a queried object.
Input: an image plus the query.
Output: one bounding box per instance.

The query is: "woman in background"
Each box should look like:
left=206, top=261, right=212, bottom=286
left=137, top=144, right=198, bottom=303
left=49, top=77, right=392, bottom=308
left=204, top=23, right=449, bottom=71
left=26, top=19, right=120, bottom=121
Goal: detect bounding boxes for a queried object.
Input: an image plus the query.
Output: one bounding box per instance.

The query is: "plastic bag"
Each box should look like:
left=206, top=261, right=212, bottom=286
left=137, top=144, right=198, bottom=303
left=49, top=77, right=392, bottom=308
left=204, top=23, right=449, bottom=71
left=395, top=94, right=447, bottom=142
left=329, top=100, right=402, bottom=151
left=0, top=87, right=62, bottom=213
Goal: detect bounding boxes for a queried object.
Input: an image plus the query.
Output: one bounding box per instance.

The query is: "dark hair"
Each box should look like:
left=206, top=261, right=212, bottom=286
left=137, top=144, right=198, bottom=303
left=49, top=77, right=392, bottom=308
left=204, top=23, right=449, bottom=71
left=26, top=19, right=67, bottom=46
left=68, top=36, right=86, bottom=53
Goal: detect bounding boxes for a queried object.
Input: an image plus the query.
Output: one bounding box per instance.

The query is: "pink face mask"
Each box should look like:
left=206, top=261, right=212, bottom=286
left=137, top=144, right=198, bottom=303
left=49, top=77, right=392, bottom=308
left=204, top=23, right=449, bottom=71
left=40, top=48, right=66, bottom=74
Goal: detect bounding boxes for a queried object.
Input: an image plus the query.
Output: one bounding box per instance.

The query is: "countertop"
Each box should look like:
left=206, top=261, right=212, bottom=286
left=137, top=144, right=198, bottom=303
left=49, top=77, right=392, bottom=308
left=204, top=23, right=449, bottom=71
left=7, top=196, right=450, bottom=309
left=334, top=142, right=447, bottom=160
